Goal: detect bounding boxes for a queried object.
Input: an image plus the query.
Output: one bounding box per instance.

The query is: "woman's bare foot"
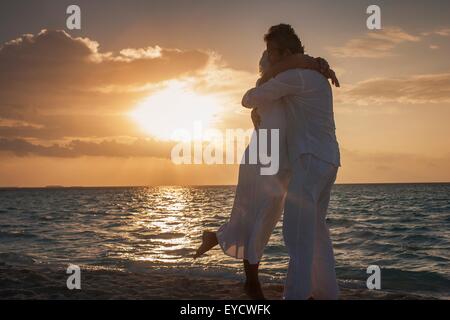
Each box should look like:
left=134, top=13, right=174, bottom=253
left=244, top=281, right=266, bottom=300
left=193, top=231, right=218, bottom=259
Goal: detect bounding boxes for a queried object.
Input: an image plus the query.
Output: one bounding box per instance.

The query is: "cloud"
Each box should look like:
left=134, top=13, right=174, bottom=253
left=434, top=28, right=450, bottom=36
left=0, top=29, right=210, bottom=114
left=0, top=29, right=260, bottom=160
left=328, top=27, right=420, bottom=58
left=0, top=29, right=212, bottom=137
left=421, top=28, right=450, bottom=37
left=0, top=113, right=147, bottom=140
left=0, top=29, right=256, bottom=155
left=0, top=29, right=208, bottom=86
left=0, top=138, right=175, bottom=158
left=337, top=73, right=450, bottom=105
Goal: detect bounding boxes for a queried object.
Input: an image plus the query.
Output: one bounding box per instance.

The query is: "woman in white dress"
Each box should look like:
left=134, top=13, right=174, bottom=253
left=193, top=50, right=336, bottom=299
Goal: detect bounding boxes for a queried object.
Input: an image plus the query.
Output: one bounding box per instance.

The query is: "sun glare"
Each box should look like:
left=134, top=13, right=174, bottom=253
left=129, top=81, right=223, bottom=141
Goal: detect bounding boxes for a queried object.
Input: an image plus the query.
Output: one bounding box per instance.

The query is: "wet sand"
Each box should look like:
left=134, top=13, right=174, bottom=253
left=0, top=265, right=427, bottom=300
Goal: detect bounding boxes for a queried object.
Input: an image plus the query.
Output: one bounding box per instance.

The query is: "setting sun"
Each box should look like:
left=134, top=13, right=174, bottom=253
left=129, top=81, right=224, bottom=141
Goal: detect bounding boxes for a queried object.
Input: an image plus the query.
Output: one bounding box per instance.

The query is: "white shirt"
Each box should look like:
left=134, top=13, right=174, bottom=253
left=242, top=68, right=341, bottom=167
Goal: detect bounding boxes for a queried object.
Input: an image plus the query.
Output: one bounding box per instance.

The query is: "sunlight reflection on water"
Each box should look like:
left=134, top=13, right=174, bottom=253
left=0, top=184, right=449, bottom=298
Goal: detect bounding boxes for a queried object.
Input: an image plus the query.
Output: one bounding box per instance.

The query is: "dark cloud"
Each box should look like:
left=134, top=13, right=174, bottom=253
left=0, top=114, right=145, bottom=140
left=337, top=73, right=450, bottom=105
left=0, top=138, right=175, bottom=158
left=0, top=29, right=212, bottom=150
left=0, top=29, right=209, bottom=90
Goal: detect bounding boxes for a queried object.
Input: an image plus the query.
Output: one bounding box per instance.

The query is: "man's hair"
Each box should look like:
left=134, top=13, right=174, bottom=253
left=264, top=24, right=304, bottom=54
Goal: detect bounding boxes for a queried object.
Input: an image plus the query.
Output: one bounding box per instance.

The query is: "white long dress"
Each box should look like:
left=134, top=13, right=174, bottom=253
left=216, top=52, right=291, bottom=264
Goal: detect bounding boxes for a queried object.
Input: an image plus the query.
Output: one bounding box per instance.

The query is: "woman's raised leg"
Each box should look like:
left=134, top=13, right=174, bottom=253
left=193, top=230, right=219, bottom=259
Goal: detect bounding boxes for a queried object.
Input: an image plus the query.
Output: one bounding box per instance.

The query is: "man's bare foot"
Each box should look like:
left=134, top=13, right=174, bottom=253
left=244, top=281, right=266, bottom=300
left=193, top=231, right=218, bottom=259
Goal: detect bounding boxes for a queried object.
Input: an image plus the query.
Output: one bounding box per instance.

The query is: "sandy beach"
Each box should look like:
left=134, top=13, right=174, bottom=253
left=0, top=264, right=429, bottom=300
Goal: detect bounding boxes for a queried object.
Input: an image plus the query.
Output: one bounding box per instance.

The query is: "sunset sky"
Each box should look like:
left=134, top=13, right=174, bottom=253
left=0, top=0, right=449, bottom=186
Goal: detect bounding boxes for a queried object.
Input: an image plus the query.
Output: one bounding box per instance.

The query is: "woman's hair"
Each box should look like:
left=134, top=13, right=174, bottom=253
left=264, top=23, right=304, bottom=54
left=259, top=50, right=270, bottom=75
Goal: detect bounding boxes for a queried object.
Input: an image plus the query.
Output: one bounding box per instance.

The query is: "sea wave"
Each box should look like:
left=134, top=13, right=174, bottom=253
left=0, top=184, right=449, bottom=299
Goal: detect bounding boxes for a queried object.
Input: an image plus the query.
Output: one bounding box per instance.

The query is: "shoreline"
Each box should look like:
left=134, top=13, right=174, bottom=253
left=0, top=265, right=433, bottom=300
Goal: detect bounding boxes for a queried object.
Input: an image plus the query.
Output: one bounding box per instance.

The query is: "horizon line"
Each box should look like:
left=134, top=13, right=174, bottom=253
left=1, top=181, right=450, bottom=189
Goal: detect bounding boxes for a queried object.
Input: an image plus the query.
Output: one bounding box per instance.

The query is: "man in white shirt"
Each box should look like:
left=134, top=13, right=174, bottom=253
left=242, top=24, right=341, bottom=300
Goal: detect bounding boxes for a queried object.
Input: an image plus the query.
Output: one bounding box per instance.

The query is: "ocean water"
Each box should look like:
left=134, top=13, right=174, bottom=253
left=0, top=184, right=449, bottom=299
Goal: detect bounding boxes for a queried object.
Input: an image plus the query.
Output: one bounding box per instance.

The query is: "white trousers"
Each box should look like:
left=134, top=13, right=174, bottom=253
left=282, top=154, right=339, bottom=300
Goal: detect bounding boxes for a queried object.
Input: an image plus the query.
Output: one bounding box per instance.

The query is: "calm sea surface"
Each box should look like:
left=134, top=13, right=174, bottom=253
left=0, top=184, right=449, bottom=299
